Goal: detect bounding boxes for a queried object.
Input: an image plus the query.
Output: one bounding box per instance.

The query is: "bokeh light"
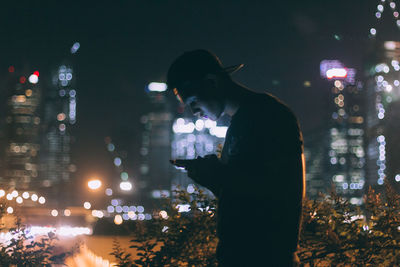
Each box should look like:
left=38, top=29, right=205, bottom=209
left=84, top=201, right=91, bottom=209
left=114, top=215, right=123, bottom=225
left=88, top=179, right=102, bottom=190
left=119, top=181, right=132, bottom=191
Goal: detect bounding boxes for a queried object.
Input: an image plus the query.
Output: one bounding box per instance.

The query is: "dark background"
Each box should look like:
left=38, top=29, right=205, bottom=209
left=0, top=0, right=397, bottom=187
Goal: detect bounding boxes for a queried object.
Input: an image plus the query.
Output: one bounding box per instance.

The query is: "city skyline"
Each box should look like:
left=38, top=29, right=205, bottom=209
left=1, top=0, right=400, bottom=209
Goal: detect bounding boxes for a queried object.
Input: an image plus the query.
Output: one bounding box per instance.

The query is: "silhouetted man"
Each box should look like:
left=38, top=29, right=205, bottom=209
left=168, top=50, right=305, bottom=267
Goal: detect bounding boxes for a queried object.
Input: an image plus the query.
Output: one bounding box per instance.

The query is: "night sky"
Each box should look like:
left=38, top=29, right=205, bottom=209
left=1, top=0, right=398, bottom=188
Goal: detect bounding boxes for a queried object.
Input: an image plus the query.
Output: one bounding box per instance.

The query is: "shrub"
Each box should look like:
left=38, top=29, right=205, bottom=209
left=0, top=200, right=70, bottom=266
left=112, top=183, right=400, bottom=266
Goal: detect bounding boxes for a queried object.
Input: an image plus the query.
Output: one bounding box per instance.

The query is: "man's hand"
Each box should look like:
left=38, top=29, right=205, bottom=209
left=170, top=155, right=222, bottom=197
left=169, top=159, right=195, bottom=169
left=169, top=155, right=220, bottom=181
left=170, top=158, right=199, bottom=179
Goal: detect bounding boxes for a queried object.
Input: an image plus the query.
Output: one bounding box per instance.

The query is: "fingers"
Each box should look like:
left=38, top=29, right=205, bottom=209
left=170, top=159, right=194, bottom=168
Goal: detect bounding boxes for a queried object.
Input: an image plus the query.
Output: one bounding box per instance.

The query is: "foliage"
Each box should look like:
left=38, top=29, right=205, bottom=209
left=112, top=187, right=218, bottom=267
left=299, top=183, right=400, bottom=266
left=110, top=239, right=133, bottom=267
left=0, top=200, right=70, bottom=266
left=112, top=183, right=400, bottom=266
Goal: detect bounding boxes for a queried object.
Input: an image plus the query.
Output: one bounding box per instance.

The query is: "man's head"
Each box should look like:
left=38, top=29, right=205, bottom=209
left=167, top=49, right=243, bottom=120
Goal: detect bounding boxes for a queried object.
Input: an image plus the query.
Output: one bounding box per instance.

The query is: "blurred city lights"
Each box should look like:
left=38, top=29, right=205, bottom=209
left=195, top=119, right=205, bottom=131
left=0, top=190, right=5, bottom=198
left=326, top=68, right=348, bottom=79
left=71, top=42, right=80, bottom=54
left=38, top=196, right=46, bottom=204
left=159, top=210, right=168, bottom=219
left=84, top=201, right=91, bottom=209
left=385, top=41, right=397, bottom=50
left=120, top=172, right=129, bottom=180
left=116, top=206, right=123, bottom=213
left=137, top=206, right=144, bottom=213
left=7, top=207, right=13, bottom=214
left=111, top=199, right=119, bottom=206
left=11, top=190, right=18, bottom=198
left=127, top=211, right=136, bottom=219
left=209, top=126, right=228, bottom=138
left=187, top=184, right=195, bottom=194
left=6, top=194, right=12, bottom=200
left=119, top=181, right=132, bottom=191
left=105, top=188, right=113, bottom=196
left=57, top=113, right=66, bottom=121
left=177, top=204, right=191, bottom=212
left=51, top=210, right=58, bottom=217
left=28, top=74, right=39, bottom=84
left=114, top=215, right=123, bottom=225
left=107, top=143, right=115, bottom=152
left=22, top=192, right=29, bottom=199
left=114, top=157, right=122, bottom=167
left=107, top=206, right=115, bottom=213
left=92, top=210, right=104, bottom=218
left=26, top=226, right=91, bottom=237
left=31, top=194, right=38, bottom=202
left=64, top=209, right=71, bottom=216
left=16, top=197, right=23, bottom=204
left=147, top=82, right=167, bottom=92
left=88, top=179, right=102, bottom=190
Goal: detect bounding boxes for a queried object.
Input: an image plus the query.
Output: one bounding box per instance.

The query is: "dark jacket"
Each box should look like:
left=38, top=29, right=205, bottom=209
left=192, top=92, right=305, bottom=266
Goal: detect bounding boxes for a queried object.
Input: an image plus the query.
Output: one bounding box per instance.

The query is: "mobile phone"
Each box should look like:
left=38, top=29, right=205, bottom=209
left=169, top=159, right=193, bottom=168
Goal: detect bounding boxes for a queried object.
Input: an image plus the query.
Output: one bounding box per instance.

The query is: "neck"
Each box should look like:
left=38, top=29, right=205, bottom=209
left=222, top=81, right=255, bottom=117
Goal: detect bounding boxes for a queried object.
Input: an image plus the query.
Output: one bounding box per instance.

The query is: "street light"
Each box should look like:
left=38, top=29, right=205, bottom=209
left=119, top=181, right=133, bottom=191
left=88, top=179, right=102, bottom=190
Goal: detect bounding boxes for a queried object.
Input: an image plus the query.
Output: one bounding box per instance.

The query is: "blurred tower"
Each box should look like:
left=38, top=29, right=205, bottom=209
left=40, top=63, right=77, bottom=203
left=318, top=61, right=366, bottom=203
left=303, top=131, right=330, bottom=198
left=363, top=0, right=400, bottom=188
left=39, top=42, right=80, bottom=205
left=138, top=82, right=174, bottom=209
left=2, top=72, right=42, bottom=191
left=365, top=41, right=400, bottom=189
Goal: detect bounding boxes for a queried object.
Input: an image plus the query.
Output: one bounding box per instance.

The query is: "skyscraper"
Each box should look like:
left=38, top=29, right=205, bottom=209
left=312, top=61, right=366, bottom=203
left=138, top=82, right=174, bottom=209
left=40, top=63, right=77, bottom=203
left=2, top=72, right=42, bottom=191
left=365, top=41, right=400, bottom=189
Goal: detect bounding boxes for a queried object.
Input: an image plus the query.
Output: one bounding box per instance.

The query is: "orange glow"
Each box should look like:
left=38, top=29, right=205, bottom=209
left=14, top=95, right=26, bottom=103
left=301, top=153, right=306, bottom=199
left=57, top=113, right=66, bottom=121
left=173, top=88, right=184, bottom=104
left=88, top=179, right=102, bottom=190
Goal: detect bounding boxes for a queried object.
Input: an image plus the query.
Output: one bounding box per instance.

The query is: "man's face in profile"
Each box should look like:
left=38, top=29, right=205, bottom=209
left=178, top=80, right=225, bottom=121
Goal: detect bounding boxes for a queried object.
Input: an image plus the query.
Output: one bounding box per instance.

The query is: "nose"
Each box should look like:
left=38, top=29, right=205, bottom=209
left=190, top=102, right=201, bottom=115
left=192, top=108, right=202, bottom=117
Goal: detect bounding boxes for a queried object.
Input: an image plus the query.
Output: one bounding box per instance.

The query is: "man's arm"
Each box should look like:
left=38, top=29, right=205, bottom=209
left=170, top=155, right=223, bottom=197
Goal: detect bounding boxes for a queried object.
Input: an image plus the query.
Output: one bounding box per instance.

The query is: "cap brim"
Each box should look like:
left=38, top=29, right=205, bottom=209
left=223, top=64, right=244, bottom=74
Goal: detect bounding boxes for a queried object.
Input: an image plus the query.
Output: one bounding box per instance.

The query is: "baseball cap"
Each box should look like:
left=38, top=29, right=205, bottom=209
left=167, top=49, right=244, bottom=103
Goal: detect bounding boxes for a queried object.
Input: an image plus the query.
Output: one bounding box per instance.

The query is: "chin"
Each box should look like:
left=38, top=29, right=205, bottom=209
left=208, top=113, right=220, bottom=121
